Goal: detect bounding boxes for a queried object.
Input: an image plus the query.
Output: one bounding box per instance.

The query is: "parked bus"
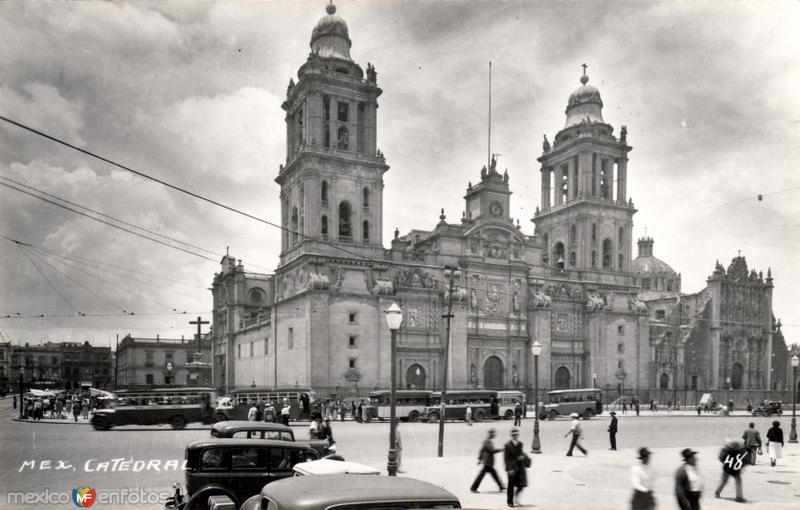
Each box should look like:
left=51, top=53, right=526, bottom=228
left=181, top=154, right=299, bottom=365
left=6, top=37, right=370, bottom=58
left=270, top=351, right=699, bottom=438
left=496, top=390, right=526, bottom=420
left=420, top=390, right=496, bottom=423
left=90, top=387, right=216, bottom=430
left=364, top=390, right=433, bottom=422
left=214, top=387, right=318, bottom=422
left=538, top=388, right=603, bottom=420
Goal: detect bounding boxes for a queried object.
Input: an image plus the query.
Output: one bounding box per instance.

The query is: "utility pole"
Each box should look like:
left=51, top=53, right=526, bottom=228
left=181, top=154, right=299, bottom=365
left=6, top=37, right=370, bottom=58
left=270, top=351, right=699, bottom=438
left=438, top=265, right=461, bottom=457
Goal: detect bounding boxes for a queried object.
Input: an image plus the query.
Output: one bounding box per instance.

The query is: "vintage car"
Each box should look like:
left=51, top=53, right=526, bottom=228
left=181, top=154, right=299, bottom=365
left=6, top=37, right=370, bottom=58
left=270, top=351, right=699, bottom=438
left=237, top=473, right=461, bottom=510
left=291, top=458, right=380, bottom=476
left=209, top=421, right=334, bottom=458
left=752, top=401, right=783, bottom=416
left=164, top=438, right=314, bottom=510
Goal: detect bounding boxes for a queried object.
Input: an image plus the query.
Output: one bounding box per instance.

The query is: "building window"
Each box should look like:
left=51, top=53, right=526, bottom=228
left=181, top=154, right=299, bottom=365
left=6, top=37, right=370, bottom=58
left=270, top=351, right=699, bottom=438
left=349, top=336, right=356, bottom=348
left=618, top=227, right=624, bottom=244
left=618, top=253, right=624, bottom=271
left=591, top=223, right=597, bottom=242
left=618, top=359, right=624, bottom=369
left=237, top=344, right=242, bottom=358
left=321, top=181, right=329, bottom=207
left=146, top=374, right=154, bottom=385
left=362, top=187, right=370, bottom=210
left=618, top=325, right=625, bottom=336
left=618, top=342, right=625, bottom=353
left=264, top=338, right=269, bottom=356
left=337, top=126, right=349, bottom=150
left=591, top=250, right=597, bottom=267
left=602, top=239, right=613, bottom=269
left=569, top=224, right=576, bottom=244
left=145, top=351, right=154, bottom=367
left=288, top=327, right=294, bottom=349
left=666, top=280, right=673, bottom=291
left=641, top=278, right=651, bottom=290
left=165, top=351, right=173, bottom=366
left=338, top=102, right=349, bottom=122
left=569, top=251, right=576, bottom=267
left=349, top=358, right=356, bottom=369
left=362, top=220, right=369, bottom=244
left=338, top=201, right=352, bottom=239
left=250, top=289, right=263, bottom=303
left=349, top=312, right=356, bottom=323
left=321, top=215, right=328, bottom=240
left=655, top=309, right=666, bottom=321
left=249, top=342, right=254, bottom=357
left=291, top=206, right=299, bottom=244
left=691, top=375, right=698, bottom=390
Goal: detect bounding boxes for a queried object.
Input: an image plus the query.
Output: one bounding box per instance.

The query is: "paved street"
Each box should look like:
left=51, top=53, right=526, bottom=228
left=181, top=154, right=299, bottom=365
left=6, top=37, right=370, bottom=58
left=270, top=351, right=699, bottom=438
left=1, top=398, right=798, bottom=509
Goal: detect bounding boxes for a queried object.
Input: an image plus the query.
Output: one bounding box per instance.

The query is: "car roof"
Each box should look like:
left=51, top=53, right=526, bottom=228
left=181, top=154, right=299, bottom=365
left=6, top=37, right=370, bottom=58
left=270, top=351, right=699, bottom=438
left=187, top=438, right=309, bottom=450
left=260, top=474, right=460, bottom=508
left=292, top=459, right=380, bottom=476
left=211, top=421, right=293, bottom=433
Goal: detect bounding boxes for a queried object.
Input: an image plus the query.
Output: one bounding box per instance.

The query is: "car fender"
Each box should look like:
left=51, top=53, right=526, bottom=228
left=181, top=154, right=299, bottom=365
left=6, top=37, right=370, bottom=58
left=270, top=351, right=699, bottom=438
left=184, top=484, right=237, bottom=510
left=238, top=494, right=260, bottom=510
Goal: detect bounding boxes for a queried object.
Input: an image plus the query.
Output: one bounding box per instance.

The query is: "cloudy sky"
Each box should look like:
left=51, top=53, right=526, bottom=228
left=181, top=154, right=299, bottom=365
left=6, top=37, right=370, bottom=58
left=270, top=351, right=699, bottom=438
left=1, top=0, right=798, bottom=348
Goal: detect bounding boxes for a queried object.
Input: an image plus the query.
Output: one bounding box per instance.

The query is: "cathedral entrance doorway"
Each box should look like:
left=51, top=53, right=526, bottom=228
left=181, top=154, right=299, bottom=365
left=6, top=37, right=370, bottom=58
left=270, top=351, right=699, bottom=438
left=554, top=366, right=571, bottom=389
left=483, top=356, right=503, bottom=389
left=659, top=373, right=669, bottom=389
left=731, top=362, right=744, bottom=390
left=406, top=364, right=426, bottom=389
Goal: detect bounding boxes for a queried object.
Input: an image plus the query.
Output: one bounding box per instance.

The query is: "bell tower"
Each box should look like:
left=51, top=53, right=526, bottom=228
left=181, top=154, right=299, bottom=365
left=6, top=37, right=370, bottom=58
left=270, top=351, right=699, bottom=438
left=533, top=67, right=636, bottom=275
left=275, top=2, right=388, bottom=266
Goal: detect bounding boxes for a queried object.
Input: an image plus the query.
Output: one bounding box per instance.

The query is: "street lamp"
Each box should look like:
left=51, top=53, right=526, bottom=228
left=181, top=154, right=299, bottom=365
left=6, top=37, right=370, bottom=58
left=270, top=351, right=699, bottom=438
left=19, top=366, right=25, bottom=419
left=384, top=302, right=403, bottom=476
left=166, top=362, right=173, bottom=386
left=439, top=265, right=461, bottom=458
left=790, top=354, right=799, bottom=443
left=592, top=372, right=597, bottom=389
left=531, top=340, right=542, bottom=454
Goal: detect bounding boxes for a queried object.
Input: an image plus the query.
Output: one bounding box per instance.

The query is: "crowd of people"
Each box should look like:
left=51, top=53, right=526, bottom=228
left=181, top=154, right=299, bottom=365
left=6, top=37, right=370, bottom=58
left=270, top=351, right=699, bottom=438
left=13, top=390, right=99, bottom=422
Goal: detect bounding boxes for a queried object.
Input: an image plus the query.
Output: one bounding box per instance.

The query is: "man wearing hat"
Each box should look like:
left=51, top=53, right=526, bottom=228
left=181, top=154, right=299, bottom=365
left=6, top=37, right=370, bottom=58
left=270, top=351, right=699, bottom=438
left=503, top=427, right=529, bottom=507
left=470, top=428, right=505, bottom=493
left=565, top=413, right=588, bottom=456
left=631, top=447, right=655, bottom=510
left=675, top=448, right=703, bottom=510
left=608, top=411, right=618, bottom=451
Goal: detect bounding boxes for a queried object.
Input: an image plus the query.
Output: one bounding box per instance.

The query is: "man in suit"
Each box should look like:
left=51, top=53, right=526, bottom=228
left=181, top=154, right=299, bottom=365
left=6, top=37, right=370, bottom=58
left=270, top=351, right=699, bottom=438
left=608, top=411, right=618, bottom=450
left=741, top=422, right=762, bottom=465
left=504, top=428, right=528, bottom=507
left=470, top=428, right=505, bottom=493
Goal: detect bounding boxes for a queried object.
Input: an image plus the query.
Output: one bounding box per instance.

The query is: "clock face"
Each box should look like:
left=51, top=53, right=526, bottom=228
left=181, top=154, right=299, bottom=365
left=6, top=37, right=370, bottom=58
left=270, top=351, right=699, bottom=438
left=489, top=201, right=503, bottom=218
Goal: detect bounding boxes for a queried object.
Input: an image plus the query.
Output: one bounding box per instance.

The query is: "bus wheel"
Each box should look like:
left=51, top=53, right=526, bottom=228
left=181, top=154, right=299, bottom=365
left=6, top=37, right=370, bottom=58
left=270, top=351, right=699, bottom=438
left=408, top=411, right=419, bottom=422
left=364, top=415, right=372, bottom=423
left=473, top=410, right=485, bottom=422
left=504, top=410, right=513, bottom=420
left=547, top=410, right=557, bottom=421
left=211, top=413, right=227, bottom=423
left=92, top=417, right=110, bottom=431
left=582, top=409, right=593, bottom=420
left=170, top=415, right=188, bottom=430
left=427, top=412, right=440, bottom=424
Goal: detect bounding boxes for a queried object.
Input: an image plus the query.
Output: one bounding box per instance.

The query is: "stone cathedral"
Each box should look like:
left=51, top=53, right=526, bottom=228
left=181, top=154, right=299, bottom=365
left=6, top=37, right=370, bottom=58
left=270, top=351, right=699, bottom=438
left=210, top=4, right=781, bottom=394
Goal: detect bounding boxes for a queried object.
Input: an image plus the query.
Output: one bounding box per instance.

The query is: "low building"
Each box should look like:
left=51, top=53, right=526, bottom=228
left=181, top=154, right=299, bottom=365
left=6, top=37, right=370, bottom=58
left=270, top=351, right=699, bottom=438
left=115, top=334, right=211, bottom=388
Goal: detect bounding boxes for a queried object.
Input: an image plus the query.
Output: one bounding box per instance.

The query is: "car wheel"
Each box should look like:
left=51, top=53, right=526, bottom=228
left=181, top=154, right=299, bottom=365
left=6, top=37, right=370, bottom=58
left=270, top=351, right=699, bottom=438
left=547, top=410, right=557, bottom=421
left=408, top=411, right=419, bottom=422
left=582, top=409, right=593, bottom=420
left=170, top=415, right=187, bottom=430
left=504, top=410, right=514, bottom=420
left=427, top=412, right=440, bottom=424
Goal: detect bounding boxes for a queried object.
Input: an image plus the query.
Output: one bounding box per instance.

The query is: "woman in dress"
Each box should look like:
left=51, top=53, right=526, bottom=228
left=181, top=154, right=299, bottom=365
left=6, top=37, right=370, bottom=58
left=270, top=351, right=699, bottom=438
left=766, top=421, right=784, bottom=467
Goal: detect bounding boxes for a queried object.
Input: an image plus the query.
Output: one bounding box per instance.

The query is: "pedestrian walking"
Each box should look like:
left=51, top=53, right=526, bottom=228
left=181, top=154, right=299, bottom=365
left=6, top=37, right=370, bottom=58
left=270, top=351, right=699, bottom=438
left=741, top=422, right=762, bottom=465
left=356, top=400, right=364, bottom=423
left=280, top=401, right=291, bottom=426
left=33, top=399, right=42, bottom=421
left=395, top=424, right=403, bottom=472
left=622, top=401, right=627, bottom=414
left=470, top=428, right=505, bottom=494
left=350, top=400, right=357, bottom=421
left=727, top=400, right=734, bottom=415
left=513, top=401, right=523, bottom=426
left=263, top=402, right=275, bottom=422
left=71, top=399, right=81, bottom=422
left=634, top=398, right=640, bottom=416
left=308, top=416, right=320, bottom=439
left=677, top=398, right=682, bottom=411
left=565, top=413, right=588, bottom=456
left=696, top=404, right=702, bottom=416
left=631, top=447, right=655, bottom=510
left=465, top=405, right=473, bottom=426
left=248, top=402, right=258, bottom=421
left=675, top=448, right=703, bottom=510
left=765, top=421, right=784, bottom=467
left=714, top=438, right=747, bottom=502
left=503, top=428, right=529, bottom=507
left=608, top=411, right=618, bottom=450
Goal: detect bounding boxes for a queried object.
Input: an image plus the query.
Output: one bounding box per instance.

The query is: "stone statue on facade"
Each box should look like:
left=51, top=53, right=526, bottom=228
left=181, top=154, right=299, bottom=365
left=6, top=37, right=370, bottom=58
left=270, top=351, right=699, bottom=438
left=542, top=134, right=550, bottom=151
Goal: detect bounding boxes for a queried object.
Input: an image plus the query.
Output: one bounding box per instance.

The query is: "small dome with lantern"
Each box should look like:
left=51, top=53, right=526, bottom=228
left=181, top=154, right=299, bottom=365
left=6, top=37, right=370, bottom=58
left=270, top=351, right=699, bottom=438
left=564, top=66, right=605, bottom=128
left=310, top=2, right=352, bottom=61
left=632, top=237, right=681, bottom=295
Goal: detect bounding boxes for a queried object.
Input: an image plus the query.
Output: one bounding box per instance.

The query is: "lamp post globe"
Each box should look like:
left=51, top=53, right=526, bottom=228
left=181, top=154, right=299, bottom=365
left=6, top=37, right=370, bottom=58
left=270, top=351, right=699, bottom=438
left=384, top=302, right=403, bottom=475
left=166, top=362, right=173, bottom=386
left=790, top=354, right=799, bottom=443
left=531, top=340, right=542, bottom=454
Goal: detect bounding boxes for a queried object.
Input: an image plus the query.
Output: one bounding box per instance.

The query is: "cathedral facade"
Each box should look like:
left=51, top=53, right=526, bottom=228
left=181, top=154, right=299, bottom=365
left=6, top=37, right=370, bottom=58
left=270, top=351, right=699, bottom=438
left=210, top=4, right=782, bottom=395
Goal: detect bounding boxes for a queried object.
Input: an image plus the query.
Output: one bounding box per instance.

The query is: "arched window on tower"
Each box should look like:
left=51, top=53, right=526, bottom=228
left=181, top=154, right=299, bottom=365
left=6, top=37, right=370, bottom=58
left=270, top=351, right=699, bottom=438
left=291, top=207, right=299, bottom=245
left=554, top=242, right=565, bottom=269
left=362, top=220, right=369, bottom=244
left=602, top=239, right=613, bottom=269
left=362, top=187, right=370, bottom=211
left=569, top=251, right=576, bottom=267
left=321, top=215, right=328, bottom=240
left=591, top=223, right=597, bottom=243
left=618, top=227, right=624, bottom=245
left=569, top=224, right=577, bottom=244
left=591, top=250, right=597, bottom=267
left=338, top=201, right=352, bottom=241
left=337, top=126, right=349, bottom=150
left=618, top=253, right=624, bottom=271
left=321, top=181, right=329, bottom=208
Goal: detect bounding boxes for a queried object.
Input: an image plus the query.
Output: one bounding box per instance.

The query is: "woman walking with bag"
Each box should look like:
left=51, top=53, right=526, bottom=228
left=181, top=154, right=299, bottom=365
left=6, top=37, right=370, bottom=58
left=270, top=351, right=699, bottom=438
left=766, top=421, right=784, bottom=467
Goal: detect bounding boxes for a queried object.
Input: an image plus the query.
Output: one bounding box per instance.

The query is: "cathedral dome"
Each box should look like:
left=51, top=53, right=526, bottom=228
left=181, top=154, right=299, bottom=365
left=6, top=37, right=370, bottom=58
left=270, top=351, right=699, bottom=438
left=564, top=69, right=604, bottom=128
left=310, top=2, right=352, bottom=61
left=632, top=237, right=677, bottom=276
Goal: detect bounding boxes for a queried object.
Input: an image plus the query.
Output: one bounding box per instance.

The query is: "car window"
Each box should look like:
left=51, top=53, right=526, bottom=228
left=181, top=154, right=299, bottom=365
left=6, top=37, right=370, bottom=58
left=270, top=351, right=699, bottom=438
left=200, top=449, right=227, bottom=471
left=268, top=449, right=301, bottom=471
left=231, top=448, right=268, bottom=470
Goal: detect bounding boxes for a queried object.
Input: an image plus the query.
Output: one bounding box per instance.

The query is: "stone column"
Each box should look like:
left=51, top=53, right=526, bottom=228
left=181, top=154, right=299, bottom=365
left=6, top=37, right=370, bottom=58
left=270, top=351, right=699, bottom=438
left=307, top=93, right=323, bottom=147
left=568, top=157, right=577, bottom=200
left=593, top=153, right=601, bottom=197
left=541, top=167, right=551, bottom=210
left=578, top=151, right=592, bottom=196
left=553, top=165, right=564, bottom=206
left=617, top=158, right=628, bottom=203
left=366, top=101, right=378, bottom=156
